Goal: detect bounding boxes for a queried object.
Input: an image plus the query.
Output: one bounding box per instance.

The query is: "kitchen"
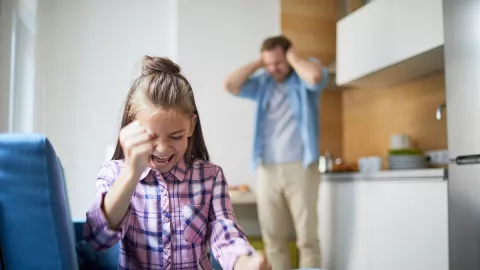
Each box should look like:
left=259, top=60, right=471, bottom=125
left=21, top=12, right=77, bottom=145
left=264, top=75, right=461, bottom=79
left=228, top=0, right=479, bottom=269
left=1, top=0, right=476, bottom=269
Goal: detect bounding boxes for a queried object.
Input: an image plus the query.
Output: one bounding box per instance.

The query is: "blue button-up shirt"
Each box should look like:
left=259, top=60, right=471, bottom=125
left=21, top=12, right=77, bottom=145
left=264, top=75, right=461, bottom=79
left=236, top=63, right=329, bottom=170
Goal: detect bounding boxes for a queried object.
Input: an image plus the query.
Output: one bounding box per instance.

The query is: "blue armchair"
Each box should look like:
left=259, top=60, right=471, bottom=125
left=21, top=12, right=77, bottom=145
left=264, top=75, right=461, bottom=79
left=0, top=134, right=122, bottom=270
left=0, top=134, right=78, bottom=270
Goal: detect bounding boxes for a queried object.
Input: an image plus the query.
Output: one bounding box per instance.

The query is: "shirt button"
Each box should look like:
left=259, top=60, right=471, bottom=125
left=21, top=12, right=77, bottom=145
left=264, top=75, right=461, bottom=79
left=163, top=217, right=169, bottom=223
left=165, top=243, right=170, bottom=249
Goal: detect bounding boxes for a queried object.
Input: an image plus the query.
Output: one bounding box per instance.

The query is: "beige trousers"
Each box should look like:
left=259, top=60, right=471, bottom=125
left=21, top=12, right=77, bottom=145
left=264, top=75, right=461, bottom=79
left=257, top=162, right=321, bottom=270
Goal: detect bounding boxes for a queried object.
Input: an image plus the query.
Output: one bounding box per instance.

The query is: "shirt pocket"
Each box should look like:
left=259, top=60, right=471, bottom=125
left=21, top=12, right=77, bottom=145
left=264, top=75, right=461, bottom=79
left=181, top=203, right=210, bottom=244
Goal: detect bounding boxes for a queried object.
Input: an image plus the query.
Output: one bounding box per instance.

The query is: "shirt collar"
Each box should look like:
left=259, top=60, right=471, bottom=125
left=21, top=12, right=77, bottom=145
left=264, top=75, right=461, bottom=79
left=139, top=158, right=188, bottom=182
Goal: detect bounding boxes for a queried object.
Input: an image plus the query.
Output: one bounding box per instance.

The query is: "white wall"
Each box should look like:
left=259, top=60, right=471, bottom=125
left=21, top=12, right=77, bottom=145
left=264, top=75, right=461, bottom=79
left=12, top=0, right=37, bottom=133
left=0, top=0, right=37, bottom=133
left=0, top=0, right=14, bottom=133
left=24, top=0, right=279, bottom=219
left=36, top=0, right=175, bottom=219
left=175, top=0, right=281, bottom=189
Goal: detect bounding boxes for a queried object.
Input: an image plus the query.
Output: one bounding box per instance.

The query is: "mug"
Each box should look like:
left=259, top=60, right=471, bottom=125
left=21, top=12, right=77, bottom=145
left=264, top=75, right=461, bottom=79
left=390, top=134, right=410, bottom=150
left=359, top=156, right=382, bottom=173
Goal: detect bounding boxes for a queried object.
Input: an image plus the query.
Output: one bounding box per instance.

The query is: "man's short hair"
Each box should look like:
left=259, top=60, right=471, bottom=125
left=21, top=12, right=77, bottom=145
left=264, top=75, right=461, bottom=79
left=261, top=35, right=292, bottom=53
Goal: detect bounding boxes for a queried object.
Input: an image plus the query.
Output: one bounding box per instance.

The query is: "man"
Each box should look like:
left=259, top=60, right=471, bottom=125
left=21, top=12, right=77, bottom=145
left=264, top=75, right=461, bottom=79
left=224, top=35, right=328, bottom=269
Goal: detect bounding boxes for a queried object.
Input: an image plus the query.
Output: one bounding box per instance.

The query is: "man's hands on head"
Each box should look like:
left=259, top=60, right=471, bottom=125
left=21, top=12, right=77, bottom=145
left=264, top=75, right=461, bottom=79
left=254, top=57, right=263, bottom=69
left=223, top=57, right=264, bottom=95
left=284, top=45, right=324, bottom=86
left=286, top=45, right=300, bottom=64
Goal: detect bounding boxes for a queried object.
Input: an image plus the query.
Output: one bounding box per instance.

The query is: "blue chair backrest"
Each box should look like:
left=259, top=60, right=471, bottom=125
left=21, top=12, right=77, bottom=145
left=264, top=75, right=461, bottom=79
left=0, top=134, right=78, bottom=270
left=0, top=245, right=4, bottom=270
left=73, top=221, right=119, bottom=270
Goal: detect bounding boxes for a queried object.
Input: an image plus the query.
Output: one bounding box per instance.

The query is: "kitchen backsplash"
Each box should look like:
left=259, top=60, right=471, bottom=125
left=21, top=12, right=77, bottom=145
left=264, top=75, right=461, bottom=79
left=341, top=71, right=447, bottom=167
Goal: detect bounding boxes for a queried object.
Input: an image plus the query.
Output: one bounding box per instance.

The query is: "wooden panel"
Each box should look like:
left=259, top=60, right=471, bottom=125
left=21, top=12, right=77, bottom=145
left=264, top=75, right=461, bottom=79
left=281, top=0, right=343, bottom=158
left=282, top=0, right=339, bottom=18
left=320, top=92, right=343, bottom=157
left=281, top=29, right=336, bottom=63
left=342, top=72, right=447, bottom=166
left=348, top=0, right=363, bottom=13
left=281, top=0, right=338, bottom=64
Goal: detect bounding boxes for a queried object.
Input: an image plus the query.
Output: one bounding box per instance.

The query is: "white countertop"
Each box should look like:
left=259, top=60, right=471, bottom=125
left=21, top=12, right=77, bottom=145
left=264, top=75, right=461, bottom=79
left=322, top=168, right=447, bottom=181
left=229, top=168, right=446, bottom=205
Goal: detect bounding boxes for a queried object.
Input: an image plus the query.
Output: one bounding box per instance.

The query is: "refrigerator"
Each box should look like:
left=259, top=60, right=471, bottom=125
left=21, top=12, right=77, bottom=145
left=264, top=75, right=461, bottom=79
left=444, top=0, right=480, bottom=269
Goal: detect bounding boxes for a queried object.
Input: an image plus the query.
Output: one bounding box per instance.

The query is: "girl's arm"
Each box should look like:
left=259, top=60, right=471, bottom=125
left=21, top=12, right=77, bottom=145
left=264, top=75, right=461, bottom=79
left=208, top=168, right=269, bottom=270
left=102, top=166, right=140, bottom=228
left=83, top=162, right=138, bottom=250
left=85, top=121, right=153, bottom=250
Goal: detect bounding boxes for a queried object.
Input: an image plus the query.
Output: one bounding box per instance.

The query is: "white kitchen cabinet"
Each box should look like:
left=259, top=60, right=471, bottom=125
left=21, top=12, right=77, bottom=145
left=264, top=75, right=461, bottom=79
left=336, top=0, right=444, bottom=87
left=363, top=178, right=449, bottom=270
left=319, top=171, right=449, bottom=270
left=319, top=179, right=369, bottom=270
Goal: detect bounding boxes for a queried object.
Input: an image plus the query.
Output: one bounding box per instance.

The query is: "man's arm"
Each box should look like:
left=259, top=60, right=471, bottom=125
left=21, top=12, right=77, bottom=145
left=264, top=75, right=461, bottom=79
left=223, top=58, right=263, bottom=95
left=286, top=47, right=324, bottom=86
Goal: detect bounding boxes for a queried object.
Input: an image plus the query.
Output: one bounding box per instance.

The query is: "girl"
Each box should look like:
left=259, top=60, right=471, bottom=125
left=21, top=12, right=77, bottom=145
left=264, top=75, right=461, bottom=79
left=84, top=56, right=270, bottom=270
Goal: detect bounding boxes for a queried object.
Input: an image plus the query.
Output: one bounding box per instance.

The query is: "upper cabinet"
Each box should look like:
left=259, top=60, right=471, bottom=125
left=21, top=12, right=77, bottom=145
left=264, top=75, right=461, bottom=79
left=336, top=0, right=444, bottom=88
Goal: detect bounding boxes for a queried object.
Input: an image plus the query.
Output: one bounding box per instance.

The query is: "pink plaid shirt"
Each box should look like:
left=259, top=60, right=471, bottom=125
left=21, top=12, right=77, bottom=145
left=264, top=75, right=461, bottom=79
left=84, top=159, right=254, bottom=270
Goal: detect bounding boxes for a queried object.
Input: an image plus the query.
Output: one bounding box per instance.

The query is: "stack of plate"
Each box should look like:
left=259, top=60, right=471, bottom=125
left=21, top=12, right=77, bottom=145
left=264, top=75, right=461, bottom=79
left=388, top=155, right=427, bottom=170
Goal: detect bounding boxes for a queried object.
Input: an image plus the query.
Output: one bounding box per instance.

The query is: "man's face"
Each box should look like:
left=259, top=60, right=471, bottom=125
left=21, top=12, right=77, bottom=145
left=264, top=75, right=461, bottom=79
left=261, top=46, right=291, bottom=82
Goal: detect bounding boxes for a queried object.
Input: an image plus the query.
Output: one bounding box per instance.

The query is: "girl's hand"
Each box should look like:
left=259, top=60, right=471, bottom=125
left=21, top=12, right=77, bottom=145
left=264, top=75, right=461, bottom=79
left=119, top=121, right=153, bottom=175
left=235, top=253, right=271, bottom=270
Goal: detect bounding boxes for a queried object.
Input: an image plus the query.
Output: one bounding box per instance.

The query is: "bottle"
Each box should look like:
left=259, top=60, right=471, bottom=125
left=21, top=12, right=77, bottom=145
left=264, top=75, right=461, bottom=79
left=325, top=151, right=333, bottom=172
left=319, top=156, right=327, bottom=173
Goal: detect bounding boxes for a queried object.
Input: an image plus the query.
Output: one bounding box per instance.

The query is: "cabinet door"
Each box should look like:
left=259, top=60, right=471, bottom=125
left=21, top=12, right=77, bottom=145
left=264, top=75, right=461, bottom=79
left=319, top=180, right=368, bottom=270
left=364, top=179, right=449, bottom=270
left=336, top=0, right=444, bottom=87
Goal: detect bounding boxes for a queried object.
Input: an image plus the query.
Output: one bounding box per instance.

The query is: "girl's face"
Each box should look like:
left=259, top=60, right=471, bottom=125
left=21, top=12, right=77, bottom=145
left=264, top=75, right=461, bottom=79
left=135, top=106, right=196, bottom=173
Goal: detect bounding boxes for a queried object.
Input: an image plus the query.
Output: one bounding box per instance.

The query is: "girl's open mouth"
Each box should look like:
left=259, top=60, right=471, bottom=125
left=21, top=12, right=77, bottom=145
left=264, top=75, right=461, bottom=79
left=151, top=154, right=174, bottom=165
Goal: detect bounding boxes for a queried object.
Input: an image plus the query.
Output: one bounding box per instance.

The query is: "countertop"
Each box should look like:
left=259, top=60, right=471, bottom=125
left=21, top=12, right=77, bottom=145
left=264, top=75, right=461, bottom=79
left=322, top=168, right=447, bottom=181
left=230, top=168, right=447, bottom=205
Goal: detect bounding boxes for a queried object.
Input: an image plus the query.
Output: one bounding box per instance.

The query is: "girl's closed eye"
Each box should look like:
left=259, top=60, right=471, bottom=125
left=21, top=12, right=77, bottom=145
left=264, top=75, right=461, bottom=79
left=168, top=128, right=186, bottom=141
left=171, top=135, right=184, bottom=140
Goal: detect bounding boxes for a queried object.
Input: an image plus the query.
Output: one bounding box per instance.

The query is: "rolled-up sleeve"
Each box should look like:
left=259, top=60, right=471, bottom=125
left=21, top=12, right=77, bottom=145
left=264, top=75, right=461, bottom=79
left=208, top=168, right=254, bottom=270
left=236, top=73, right=263, bottom=101
left=304, top=58, right=329, bottom=92
left=83, top=162, right=131, bottom=251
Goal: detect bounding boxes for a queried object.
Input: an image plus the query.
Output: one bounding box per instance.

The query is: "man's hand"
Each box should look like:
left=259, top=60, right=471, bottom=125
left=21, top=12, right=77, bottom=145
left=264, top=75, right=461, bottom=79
left=235, top=253, right=271, bottom=270
left=285, top=45, right=324, bottom=86
left=254, top=57, right=264, bottom=69
left=286, top=46, right=300, bottom=64
left=223, top=57, right=263, bottom=95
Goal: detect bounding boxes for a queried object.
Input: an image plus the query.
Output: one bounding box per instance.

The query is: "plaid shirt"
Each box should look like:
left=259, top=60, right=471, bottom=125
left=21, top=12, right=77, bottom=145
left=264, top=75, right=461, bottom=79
left=84, top=159, right=253, bottom=270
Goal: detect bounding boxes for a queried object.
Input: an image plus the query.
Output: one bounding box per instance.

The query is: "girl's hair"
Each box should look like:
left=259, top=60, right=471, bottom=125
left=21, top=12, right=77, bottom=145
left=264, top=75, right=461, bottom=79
left=111, top=56, right=210, bottom=164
